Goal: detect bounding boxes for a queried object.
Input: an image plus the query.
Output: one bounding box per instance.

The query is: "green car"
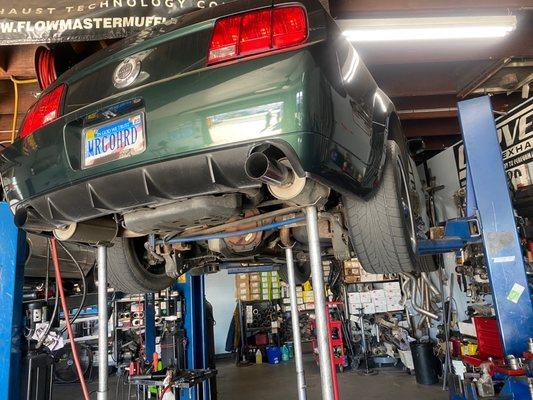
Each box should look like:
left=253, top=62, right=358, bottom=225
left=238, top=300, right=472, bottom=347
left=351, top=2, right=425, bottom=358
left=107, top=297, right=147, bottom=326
left=0, top=0, right=431, bottom=293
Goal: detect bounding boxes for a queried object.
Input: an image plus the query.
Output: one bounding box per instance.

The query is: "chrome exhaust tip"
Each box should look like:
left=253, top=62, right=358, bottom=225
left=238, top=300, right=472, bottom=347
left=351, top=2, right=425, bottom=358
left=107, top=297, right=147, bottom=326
left=14, top=207, right=56, bottom=232
left=244, top=152, right=293, bottom=187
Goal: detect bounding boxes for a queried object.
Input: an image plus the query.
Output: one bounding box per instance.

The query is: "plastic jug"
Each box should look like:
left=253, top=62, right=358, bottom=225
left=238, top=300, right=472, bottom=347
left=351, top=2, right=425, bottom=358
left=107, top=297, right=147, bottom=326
left=281, top=345, right=289, bottom=362
left=255, top=349, right=263, bottom=364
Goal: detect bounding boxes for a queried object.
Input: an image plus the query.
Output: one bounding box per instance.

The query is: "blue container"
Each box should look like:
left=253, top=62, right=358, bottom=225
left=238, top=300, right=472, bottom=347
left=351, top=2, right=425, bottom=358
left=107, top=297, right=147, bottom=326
left=266, top=346, right=281, bottom=364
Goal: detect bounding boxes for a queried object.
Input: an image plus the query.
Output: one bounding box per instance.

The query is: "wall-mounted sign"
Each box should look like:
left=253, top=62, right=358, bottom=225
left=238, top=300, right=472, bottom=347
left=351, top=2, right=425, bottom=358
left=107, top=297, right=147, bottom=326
left=453, top=97, right=533, bottom=190
left=0, top=0, right=228, bottom=44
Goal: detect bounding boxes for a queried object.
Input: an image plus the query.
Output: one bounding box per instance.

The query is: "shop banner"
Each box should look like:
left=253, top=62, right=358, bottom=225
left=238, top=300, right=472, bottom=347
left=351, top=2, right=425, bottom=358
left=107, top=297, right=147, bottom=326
left=0, top=0, right=226, bottom=44
left=453, top=97, right=533, bottom=189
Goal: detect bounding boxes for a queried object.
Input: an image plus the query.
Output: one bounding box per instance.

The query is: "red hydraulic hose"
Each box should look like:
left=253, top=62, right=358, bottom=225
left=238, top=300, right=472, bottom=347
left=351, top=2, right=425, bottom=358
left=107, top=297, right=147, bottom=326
left=50, top=238, right=91, bottom=400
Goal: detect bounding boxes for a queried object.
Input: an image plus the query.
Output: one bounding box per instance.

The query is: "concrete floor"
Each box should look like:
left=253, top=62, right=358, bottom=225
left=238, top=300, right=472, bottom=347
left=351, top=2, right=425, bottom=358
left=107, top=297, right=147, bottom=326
left=54, top=355, right=448, bottom=399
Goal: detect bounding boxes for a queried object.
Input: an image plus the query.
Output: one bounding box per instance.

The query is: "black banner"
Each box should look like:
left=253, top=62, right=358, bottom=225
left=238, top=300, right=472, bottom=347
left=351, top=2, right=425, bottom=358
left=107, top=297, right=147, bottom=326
left=0, top=0, right=226, bottom=44
left=452, top=97, right=533, bottom=189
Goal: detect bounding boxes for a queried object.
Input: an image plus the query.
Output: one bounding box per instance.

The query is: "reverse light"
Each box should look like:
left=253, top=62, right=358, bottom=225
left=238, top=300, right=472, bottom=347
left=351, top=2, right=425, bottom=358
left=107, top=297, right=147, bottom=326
left=19, top=83, right=65, bottom=139
left=207, top=5, right=308, bottom=65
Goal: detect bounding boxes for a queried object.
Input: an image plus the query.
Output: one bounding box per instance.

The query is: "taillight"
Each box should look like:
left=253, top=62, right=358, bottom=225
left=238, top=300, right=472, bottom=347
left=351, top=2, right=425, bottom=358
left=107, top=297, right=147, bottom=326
left=19, top=83, right=65, bottom=139
left=207, top=5, right=308, bottom=65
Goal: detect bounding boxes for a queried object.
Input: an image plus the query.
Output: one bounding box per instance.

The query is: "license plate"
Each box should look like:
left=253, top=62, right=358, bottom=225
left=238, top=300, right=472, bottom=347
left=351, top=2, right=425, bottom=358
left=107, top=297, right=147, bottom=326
left=82, top=112, right=146, bottom=169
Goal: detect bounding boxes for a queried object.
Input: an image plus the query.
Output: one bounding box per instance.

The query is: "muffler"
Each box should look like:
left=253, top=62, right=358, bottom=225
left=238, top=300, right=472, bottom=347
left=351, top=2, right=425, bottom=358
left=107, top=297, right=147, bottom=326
left=245, top=153, right=329, bottom=205
left=53, top=217, right=118, bottom=244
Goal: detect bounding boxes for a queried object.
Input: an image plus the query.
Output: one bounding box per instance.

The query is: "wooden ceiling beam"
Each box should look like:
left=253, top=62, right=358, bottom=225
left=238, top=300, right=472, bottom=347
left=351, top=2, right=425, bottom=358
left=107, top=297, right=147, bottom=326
left=0, top=45, right=38, bottom=79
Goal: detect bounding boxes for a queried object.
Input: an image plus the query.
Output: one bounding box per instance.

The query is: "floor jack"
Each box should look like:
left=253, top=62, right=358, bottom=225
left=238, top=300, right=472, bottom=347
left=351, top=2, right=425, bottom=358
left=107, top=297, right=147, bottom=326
left=416, top=96, right=533, bottom=399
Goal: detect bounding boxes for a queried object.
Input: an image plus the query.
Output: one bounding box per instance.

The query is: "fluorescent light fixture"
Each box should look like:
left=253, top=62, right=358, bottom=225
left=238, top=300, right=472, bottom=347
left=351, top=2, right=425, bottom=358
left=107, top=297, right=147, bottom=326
left=340, top=15, right=517, bottom=42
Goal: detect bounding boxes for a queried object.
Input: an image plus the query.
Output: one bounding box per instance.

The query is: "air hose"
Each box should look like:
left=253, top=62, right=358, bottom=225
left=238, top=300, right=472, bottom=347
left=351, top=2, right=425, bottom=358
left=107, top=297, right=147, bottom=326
left=50, top=238, right=91, bottom=400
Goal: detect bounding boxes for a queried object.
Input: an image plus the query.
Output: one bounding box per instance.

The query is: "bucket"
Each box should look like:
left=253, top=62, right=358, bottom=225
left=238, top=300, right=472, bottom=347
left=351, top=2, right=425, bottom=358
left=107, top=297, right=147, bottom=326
left=266, top=346, right=281, bottom=364
left=410, top=341, right=439, bottom=385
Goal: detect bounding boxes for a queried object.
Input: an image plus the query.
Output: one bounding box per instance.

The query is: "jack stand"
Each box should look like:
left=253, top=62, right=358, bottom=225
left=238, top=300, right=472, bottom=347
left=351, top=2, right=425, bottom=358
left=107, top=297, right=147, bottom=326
left=284, top=246, right=307, bottom=400
left=97, top=245, right=109, bottom=400
left=0, top=202, right=26, bottom=400
left=305, top=206, right=335, bottom=400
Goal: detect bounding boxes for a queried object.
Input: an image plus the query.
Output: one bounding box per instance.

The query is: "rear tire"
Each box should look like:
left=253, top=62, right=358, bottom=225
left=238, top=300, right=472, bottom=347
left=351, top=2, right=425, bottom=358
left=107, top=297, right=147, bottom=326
left=343, top=141, right=433, bottom=274
left=107, top=237, right=173, bottom=294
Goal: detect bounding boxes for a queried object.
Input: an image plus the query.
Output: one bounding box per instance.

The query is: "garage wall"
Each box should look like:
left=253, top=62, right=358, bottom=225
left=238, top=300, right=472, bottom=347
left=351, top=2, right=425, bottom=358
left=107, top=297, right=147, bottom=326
left=205, top=270, right=236, bottom=355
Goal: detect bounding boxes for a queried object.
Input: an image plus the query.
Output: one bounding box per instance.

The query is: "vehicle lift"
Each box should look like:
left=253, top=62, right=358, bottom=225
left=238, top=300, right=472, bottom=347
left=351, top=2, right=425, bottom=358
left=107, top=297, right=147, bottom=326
left=416, top=96, right=533, bottom=399
left=0, top=95, right=530, bottom=400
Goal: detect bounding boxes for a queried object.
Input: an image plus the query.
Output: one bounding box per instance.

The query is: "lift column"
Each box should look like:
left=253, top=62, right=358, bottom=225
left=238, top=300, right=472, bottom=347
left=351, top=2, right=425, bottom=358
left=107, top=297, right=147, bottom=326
left=458, top=96, right=533, bottom=357
left=0, top=202, right=26, bottom=400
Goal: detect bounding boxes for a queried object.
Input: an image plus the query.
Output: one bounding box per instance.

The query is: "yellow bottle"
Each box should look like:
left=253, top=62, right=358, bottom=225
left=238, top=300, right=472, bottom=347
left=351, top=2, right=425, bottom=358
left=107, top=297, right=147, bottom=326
left=255, top=349, right=263, bottom=364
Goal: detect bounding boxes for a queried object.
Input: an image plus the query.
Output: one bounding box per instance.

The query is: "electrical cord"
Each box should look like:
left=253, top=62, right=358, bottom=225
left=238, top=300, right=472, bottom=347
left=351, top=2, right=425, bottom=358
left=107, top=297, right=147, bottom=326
left=50, top=238, right=91, bottom=400
left=56, top=240, right=88, bottom=335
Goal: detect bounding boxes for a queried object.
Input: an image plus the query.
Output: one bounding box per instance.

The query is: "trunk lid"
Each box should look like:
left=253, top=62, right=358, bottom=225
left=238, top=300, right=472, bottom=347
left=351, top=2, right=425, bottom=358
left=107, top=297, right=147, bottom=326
left=59, top=0, right=274, bottom=113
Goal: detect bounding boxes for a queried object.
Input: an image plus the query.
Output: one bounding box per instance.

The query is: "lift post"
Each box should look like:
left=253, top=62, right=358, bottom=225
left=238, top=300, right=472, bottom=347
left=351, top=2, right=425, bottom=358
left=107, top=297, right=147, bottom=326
left=97, top=245, right=109, bottom=400
left=306, top=206, right=335, bottom=400
left=0, top=202, right=26, bottom=400
left=175, top=274, right=210, bottom=400
left=416, top=96, right=533, bottom=398
left=284, top=245, right=307, bottom=400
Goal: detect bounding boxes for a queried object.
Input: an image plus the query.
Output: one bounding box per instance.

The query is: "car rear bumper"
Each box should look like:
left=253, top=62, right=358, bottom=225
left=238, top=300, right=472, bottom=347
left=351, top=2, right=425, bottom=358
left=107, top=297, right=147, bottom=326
left=6, top=134, right=330, bottom=227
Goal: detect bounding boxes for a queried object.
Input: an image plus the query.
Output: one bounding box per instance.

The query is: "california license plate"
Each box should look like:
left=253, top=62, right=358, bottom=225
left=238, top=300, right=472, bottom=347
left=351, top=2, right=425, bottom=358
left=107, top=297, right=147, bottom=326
left=82, top=112, right=146, bottom=169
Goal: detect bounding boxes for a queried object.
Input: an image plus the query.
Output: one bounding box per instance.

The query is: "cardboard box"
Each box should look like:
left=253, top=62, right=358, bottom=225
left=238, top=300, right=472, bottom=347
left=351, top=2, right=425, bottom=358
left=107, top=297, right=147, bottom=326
left=249, top=273, right=260, bottom=282
left=349, top=303, right=363, bottom=314
left=302, top=291, right=314, bottom=302
left=375, top=303, right=387, bottom=313
left=239, top=294, right=251, bottom=301
left=363, top=303, right=376, bottom=314
left=372, top=289, right=386, bottom=302
left=250, top=281, right=260, bottom=289
left=383, top=282, right=401, bottom=291
left=250, top=294, right=261, bottom=301
left=348, top=292, right=361, bottom=303
left=360, top=292, right=372, bottom=303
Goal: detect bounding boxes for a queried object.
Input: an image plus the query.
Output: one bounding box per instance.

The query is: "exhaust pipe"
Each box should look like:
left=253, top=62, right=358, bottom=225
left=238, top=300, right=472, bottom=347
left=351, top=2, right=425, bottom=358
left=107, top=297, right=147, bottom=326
left=245, top=153, right=330, bottom=206
left=245, top=152, right=293, bottom=187
left=53, top=217, right=118, bottom=244
left=14, top=207, right=58, bottom=232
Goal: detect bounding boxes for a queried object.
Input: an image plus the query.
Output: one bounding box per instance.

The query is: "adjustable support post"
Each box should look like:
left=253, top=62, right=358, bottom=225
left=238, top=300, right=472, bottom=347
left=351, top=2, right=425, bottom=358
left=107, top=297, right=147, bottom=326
left=284, top=246, right=307, bottom=400
left=97, top=245, right=109, bottom=400
left=305, top=206, right=334, bottom=400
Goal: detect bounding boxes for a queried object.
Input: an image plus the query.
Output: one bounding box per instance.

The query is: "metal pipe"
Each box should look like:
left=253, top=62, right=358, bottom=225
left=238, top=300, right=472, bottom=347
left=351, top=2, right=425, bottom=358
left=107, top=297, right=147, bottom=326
left=410, top=277, right=439, bottom=320
left=244, top=152, right=293, bottom=186
left=14, top=207, right=58, bottom=231
left=156, top=216, right=305, bottom=245
left=97, top=245, right=109, bottom=400
left=305, top=206, right=334, bottom=400
left=421, top=272, right=441, bottom=299
left=285, top=246, right=307, bottom=400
